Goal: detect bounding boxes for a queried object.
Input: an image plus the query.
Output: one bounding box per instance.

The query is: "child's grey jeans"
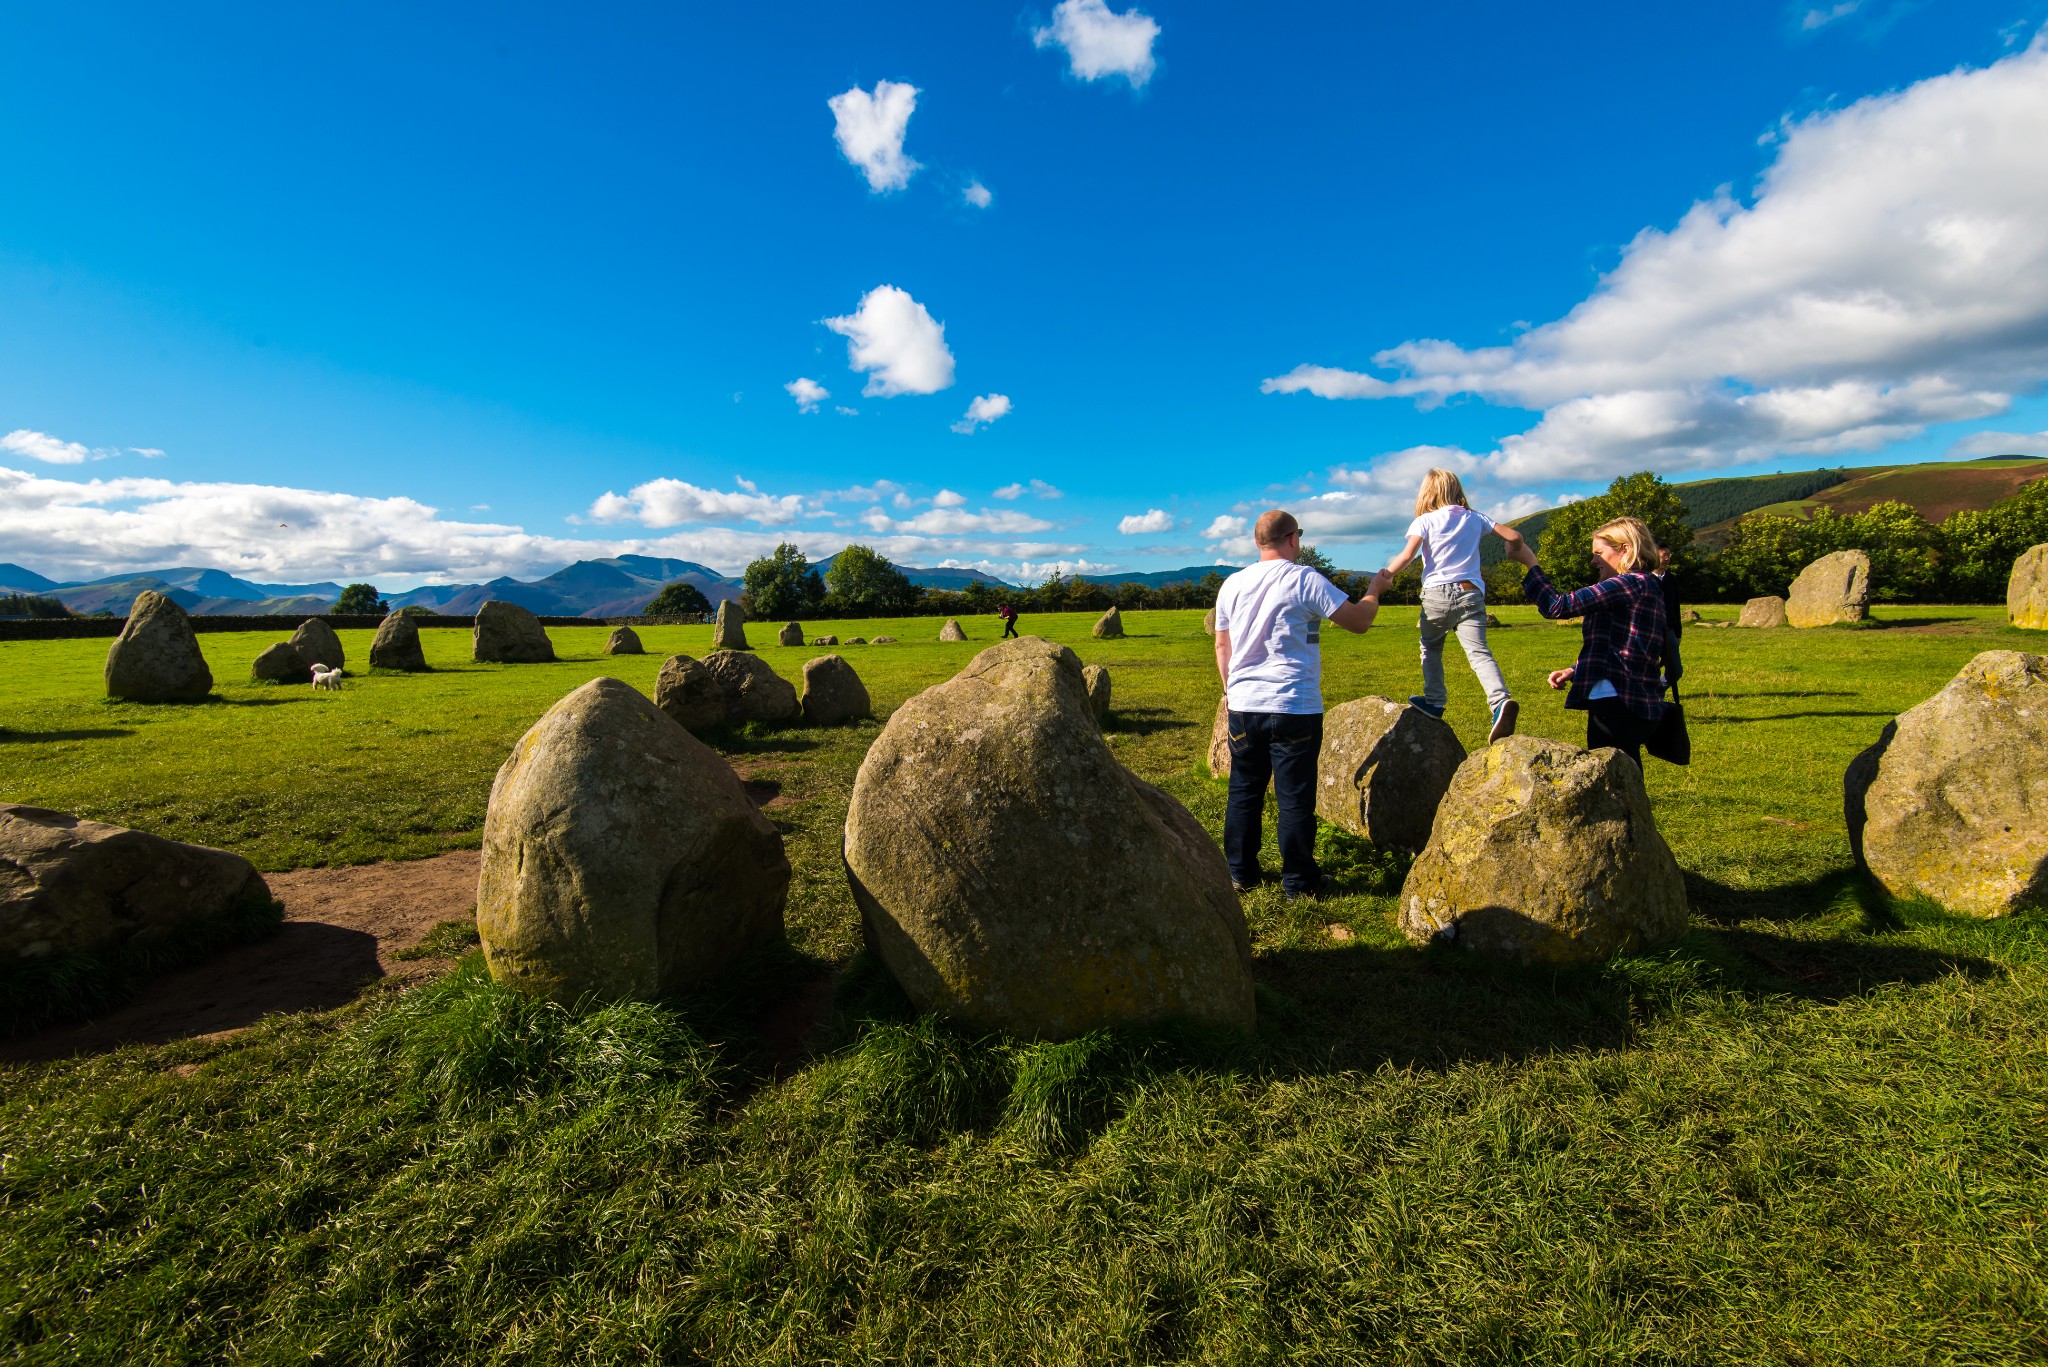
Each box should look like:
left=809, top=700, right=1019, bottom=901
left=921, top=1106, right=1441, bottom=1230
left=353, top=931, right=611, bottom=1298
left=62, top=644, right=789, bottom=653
left=1417, top=583, right=1511, bottom=712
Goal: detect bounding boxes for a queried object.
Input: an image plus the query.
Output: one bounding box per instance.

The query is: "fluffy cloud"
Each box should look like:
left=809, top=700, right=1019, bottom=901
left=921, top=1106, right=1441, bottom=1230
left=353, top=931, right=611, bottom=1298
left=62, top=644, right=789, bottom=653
left=587, top=477, right=809, bottom=527
left=937, top=556, right=1120, bottom=581
left=824, top=285, right=956, bottom=397
left=931, top=488, right=967, bottom=508
left=828, top=80, right=921, bottom=193
left=1033, top=0, right=1160, bottom=88
left=993, top=477, right=1063, bottom=500
left=784, top=377, right=829, bottom=413
left=1265, top=37, right=2048, bottom=487
left=1950, top=427, right=2048, bottom=457
left=963, top=179, right=993, bottom=209
left=951, top=392, right=1012, bottom=434
left=859, top=505, right=1057, bottom=536
left=1802, top=2, right=1861, bottom=30
left=3, top=429, right=97, bottom=464
left=1116, top=508, right=1176, bottom=534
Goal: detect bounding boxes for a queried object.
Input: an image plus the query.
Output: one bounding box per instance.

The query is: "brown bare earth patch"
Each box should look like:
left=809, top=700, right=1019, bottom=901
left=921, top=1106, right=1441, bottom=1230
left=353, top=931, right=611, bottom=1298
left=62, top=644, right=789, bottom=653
left=1, top=850, right=481, bottom=1064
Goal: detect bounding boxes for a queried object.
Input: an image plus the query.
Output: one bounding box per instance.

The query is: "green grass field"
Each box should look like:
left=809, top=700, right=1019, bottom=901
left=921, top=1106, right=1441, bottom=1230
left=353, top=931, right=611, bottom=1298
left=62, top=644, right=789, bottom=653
left=2, top=608, right=2045, bottom=1363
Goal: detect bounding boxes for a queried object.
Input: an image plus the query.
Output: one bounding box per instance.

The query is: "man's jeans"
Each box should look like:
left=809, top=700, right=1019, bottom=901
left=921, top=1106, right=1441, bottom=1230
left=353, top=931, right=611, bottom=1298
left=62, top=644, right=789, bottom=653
left=1223, top=709, right=1323, bottom=893
left=1418, top=584, right=1510, bottom=712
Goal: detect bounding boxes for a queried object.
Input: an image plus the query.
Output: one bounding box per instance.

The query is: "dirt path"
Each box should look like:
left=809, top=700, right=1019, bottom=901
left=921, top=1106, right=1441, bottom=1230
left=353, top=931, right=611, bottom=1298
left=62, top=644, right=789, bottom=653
left=1, top=850, right=481, bottom=1065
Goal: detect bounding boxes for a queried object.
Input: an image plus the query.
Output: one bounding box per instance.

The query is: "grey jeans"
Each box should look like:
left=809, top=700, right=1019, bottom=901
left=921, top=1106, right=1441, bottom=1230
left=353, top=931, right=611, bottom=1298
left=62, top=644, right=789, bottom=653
left=1418, top=583, right=1510, bottom=711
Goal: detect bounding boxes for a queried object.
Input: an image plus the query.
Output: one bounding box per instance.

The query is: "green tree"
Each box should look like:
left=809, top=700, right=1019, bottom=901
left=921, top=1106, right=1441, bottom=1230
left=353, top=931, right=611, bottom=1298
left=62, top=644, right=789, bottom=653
left=1710, top=514, right=1810, bottom=599
left=1296, top=543, right=1340, bottom=580
left=740, top=543, right=824, bottom=619
left=644, top=580, right=713, bottom=616
left=1537, top=471, right=1696, bottom=589
left=823, top=544, right=917, bottom=614
left=1938, top=476, right=2048, bottom=601
left=333, top=583, right=387, bottom=614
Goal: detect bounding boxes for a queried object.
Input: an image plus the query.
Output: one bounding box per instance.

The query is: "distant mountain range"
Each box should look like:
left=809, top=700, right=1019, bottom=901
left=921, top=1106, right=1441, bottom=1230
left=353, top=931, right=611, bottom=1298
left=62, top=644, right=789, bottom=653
left=0, top=555, right=1250, bottom=618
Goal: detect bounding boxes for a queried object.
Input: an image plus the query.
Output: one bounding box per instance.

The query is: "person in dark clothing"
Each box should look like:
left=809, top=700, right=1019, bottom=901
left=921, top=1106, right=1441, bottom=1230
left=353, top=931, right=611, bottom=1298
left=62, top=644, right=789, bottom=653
left=997, top=603, right=1019, bottom=638
left=1506, top=516, right=1669, bottom=769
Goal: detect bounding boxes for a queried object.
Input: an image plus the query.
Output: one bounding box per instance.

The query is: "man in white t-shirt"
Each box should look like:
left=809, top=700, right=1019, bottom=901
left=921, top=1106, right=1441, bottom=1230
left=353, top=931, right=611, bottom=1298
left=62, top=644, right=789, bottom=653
left=1213, top=510, right=1388, bottom=898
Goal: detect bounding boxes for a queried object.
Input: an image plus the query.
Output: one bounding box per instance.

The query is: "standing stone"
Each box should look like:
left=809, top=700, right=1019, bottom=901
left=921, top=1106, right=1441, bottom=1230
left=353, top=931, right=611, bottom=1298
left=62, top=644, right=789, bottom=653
left=1209, top=695, right=1233, bottom=778
left=713, top=600, right=749, bottom=650
left=370, top=611, right=429, bottom=671
left=477, top=678, right=789, bottom=1003
left=777, top=621, right=805, bottom=647
left=1, top=804, right=271, bottom=963
left=704, top=650, right=801, bottom=722
left=939, top=619, right=968, bottom=642
left=473, top=601, right=556, bottom=663
left=2008, top=544, right=2048, bottom=630
left=251, top=641, right=312, bottom=684
left=844, top=638, right=1253, bottom=1039
left=1316, top=697, right=1466, bottom=851
left=1738, top=596, right=1788, bottom=628
left=605, top=626, right=644, bottom=655
left=1203, top=608, right=1216, bottom=635
left=1845, top=650, right=2048, bottom=918
left=1786, top=550, right=1872, bottom=628
left=290, top=618, right=345, bottom=671
left=846, top=636, right=868, bottom=646
left=1093, top=606, right=1125, bottom=639
left=1082, top=663, right=1112, bottom=723
left=655, top=654, right=728, bottom=732
left=800, top=654, right=871, bottom=726
left=105, top=591, right=213, bottom=702
left=1398, top=736, right=1687, bottom=964
left=813, top=635, right=839, bottom=647
left=872, top=636, right=897, bottom=644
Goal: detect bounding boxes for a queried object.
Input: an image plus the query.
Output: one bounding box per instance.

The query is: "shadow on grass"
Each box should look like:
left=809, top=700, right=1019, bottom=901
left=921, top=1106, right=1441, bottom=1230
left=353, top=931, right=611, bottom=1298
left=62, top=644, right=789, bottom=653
left=1705, top=690, right=1857, bottom=700
left=1693, top=709, right=1893, bottom=723
left=1107, top=706, right=1194, bottom=736
left=0, top=727, right=136, bottom=743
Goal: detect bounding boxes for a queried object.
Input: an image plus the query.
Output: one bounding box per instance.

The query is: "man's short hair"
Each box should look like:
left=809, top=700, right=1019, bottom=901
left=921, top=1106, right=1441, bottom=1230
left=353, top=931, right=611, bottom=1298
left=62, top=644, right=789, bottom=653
left=1254, top=510, right=1300, bottom=548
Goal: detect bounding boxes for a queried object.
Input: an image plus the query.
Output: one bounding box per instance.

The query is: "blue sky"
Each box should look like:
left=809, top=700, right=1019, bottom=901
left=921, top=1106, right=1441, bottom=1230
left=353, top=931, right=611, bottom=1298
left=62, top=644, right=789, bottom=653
left=5, top=0, right=2048, bottom=587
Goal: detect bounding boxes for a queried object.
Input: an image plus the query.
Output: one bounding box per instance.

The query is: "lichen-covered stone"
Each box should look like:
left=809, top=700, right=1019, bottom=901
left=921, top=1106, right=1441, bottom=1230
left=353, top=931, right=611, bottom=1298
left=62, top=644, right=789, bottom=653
left=1209, top=695, right=1232, bottom=778
left=1203, top=608, right=1216, bottom=634
left=1738, top=596, right=1788, bottom=628
left=1093, top=606, right=1124, bottom=639
left=2008, top=544, right=2048, bottom=630
left=1787, top=550, right=1871, bottom=628
left=251, top=641, right=312, bottom=684
left=800, top=654, right=871, bottom=726
left=654, top=654, right=727, bottom=731
left=290, top=618, right=345, bottom=671
left=473, top=601, right=556, bottom=663
left=105, top=591, right=213, bottom=702
left=1, top=804, right=269, bottom=963
left=1398, top=736, right=1687, bottom=964
left=1845, top=650, right=2048, bottom=917
left=777, top=622, right=804, bottom=647
left=605, top=626, right=644, bottom=655
left=712, top=600, right=748, bottom=650
left=703, top=650, right=800, bottom=723
left=1316, top=697, right=1465, bottom=850
left=1082, top=663, right=1111, bottom=723
left=845, top=637, right=1254, bottom=1039
left=369, top=612, right=429, bottom=671
left=939, top=619, right=967, bottom=642
left=477, top=678, right=788, bottom=1003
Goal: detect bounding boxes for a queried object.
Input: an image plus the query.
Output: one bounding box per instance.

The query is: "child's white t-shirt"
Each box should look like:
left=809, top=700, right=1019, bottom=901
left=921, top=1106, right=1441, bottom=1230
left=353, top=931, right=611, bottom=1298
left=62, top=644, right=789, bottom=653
left=1406, top=505, right=1496, bottom=588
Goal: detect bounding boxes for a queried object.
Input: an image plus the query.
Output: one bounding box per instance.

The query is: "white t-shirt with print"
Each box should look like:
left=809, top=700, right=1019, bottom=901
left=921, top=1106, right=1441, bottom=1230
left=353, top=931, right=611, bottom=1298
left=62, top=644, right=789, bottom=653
left=1213, top=558, right=1352, bottom=715
left=1406, top=504, right=1497, bottom=589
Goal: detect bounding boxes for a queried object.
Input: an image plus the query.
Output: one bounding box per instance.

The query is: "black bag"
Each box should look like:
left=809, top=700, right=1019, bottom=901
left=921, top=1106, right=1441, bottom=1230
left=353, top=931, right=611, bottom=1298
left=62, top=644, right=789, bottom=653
left=1645, top=680, right=1691, bottom=766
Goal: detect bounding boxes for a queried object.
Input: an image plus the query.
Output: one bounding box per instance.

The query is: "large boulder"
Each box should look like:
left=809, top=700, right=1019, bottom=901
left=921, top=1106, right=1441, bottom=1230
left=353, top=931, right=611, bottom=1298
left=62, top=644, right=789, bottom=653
left=1209, top=695, right=1232, bottom=778
left=605, top=626, right=644, bottom=656
left=1787, top=550, right=1871, bottom=628
left=712, top=600, right=749, bottom=650
left=844, top=638, right=1254, bottom=1039
left=1398, top=736, right=1687, bottom=963
left=251, top=641, right=312, bottom=684
left=369, top=612, right=428, bottom=671
left=476, top=678, right=789, bottom=1003
left=1316, top=697, right=1466, bottom=851
left=703, top=650, right=801, bottom=723
left=105, top=591, right=213, bottom=702
left=1845, top=650, right=2048, bottom=917
left=655, top=654, right=727, bottom=731
left=1, top=804, right=270, bottom=963
left=1082, top=663, right=1111, bottom=723
left=800, top=654, right=871, bottom=726
left=474, top=601, right=556, bottom=663
left=939, top=619, right=968, bottom=642
left=290, top=618, right=345, bottom=671
left=1093, top=606, right=1125, bottom=639
left=777, top=622, right=805, bottom=647
left=1738, top=595, right=1788, bottom=628
left=2008, top=544, right=2048, bottom=630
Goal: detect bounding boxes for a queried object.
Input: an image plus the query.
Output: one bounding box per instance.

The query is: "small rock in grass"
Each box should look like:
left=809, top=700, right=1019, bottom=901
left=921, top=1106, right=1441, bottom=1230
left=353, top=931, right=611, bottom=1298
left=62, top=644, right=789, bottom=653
left=1082, top=663, right=1111, bottom=723
left=813, top=635, right=839, bottom=647
left=703, top=650, right=800, bottom=723
left=1208, top=695, right=1232, bottom=778
left=1093, top=606, right=1125, bottom=639
left=370, top=611, right=429, bottom=671
left=1787, top=550, right=1871, bottom=628
left=655, top=654, right=727, bottom=731
left=712, top=600, right=749, bottom=650
left=939, top=619, right=968, bottom=642
left=1738, top=596, right=1788, bottom=628
left=605, top=626, right=644, bottom=655
left=777, top=621, right=804, bottom=647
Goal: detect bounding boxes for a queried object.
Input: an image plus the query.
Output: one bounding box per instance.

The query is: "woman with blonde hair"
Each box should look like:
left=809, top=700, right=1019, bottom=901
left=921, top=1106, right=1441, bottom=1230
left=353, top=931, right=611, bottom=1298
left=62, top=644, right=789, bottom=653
left=1505, top=515, right=1670, bottom=768
left=1379, top=467, right=1529, bottom=742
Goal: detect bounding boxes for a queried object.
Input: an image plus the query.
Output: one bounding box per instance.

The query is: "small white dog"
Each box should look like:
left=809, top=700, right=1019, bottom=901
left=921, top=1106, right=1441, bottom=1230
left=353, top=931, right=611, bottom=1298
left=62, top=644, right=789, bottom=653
left=311, top=664, right=345, bottom=692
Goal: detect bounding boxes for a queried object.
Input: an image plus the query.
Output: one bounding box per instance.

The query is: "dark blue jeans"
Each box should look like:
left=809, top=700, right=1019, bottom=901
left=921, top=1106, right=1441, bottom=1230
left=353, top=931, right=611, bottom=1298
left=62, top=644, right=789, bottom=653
left=1223, top=709, right=1323, bottom=893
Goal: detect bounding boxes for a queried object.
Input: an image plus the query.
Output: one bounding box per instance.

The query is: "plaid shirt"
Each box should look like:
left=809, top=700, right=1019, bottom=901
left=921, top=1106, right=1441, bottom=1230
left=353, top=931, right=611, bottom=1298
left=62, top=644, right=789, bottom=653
left=1523, top=566, right=1669, bottom=720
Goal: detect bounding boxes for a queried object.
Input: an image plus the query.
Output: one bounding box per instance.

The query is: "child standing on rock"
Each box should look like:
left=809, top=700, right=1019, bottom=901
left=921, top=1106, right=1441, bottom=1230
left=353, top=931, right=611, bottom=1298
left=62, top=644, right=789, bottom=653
left=1379, top=468, right=1525, bottom=743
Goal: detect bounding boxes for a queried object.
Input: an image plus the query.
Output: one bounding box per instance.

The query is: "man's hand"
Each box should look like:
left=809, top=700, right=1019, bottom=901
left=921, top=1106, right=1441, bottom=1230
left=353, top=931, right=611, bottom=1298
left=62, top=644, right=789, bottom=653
left=1547, top=667, right=1574, bottom=690
left=1367, top=568, right=1393, bottom=599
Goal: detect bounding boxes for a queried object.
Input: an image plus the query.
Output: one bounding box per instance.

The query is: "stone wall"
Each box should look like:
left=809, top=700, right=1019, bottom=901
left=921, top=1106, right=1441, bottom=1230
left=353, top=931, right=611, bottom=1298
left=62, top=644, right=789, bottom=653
left=0, top=613, right=710, bottom=642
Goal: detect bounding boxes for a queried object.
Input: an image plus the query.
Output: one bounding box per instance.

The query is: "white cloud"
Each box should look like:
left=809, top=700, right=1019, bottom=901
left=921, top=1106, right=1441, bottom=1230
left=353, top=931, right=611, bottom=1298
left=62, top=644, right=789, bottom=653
left=932, top=488, right=968, bottom=508
left=859, top=505, right=1057, bottom=536
left=993, top=477, right=1063, bottom=500
left=1202, top=514, right=1247, bottom=540
left=470, top=503, right=491, bottom=511
left=1802, top=2, right=1861, bottom=31
left=835, top=405, right=859, bottom=417
left=587, top=477, right=810, bottom=527
left=3, top=429, right=99, bottom=464
left=951, top=392, right=1012, bottom=434
left=130, top=447, right=166, bottom=458
left=937, top=556, right=1121, bottom=582
left=828, top=80, right=921, bottom=193
left=1264, top=37, right=2048, bottom=487
left=963, top=179, right=993, bottom=209
left=1117, top=508, right=1176, bottom=534
left=1949, top=428, right=2048, bottom=457
left=824, top=285, right=956, bottom=397
left=784, top=377, right=829, bottom=413
left=1033, top=0, right=1160, bottom=88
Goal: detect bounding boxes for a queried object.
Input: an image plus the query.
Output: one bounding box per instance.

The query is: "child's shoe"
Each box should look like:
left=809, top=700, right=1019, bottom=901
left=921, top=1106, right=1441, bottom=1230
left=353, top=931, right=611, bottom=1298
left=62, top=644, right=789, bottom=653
left=1489, top=698, right=1519, bottom=743
left=1407, top=695, right=1445, bottom=720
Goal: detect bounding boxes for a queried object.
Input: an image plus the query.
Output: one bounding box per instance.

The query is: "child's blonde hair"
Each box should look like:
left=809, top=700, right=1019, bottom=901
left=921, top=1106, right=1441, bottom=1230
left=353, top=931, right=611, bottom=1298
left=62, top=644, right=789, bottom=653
left=1591, top=516, right=1662, bottom=575
left=1414, top=468, right=1470, bottom=516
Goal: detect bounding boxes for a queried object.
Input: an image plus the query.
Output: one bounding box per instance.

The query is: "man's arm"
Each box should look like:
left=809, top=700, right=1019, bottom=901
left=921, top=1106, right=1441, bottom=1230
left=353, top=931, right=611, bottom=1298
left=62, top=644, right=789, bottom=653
left=1214, top=628, right=1231, bottom=686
